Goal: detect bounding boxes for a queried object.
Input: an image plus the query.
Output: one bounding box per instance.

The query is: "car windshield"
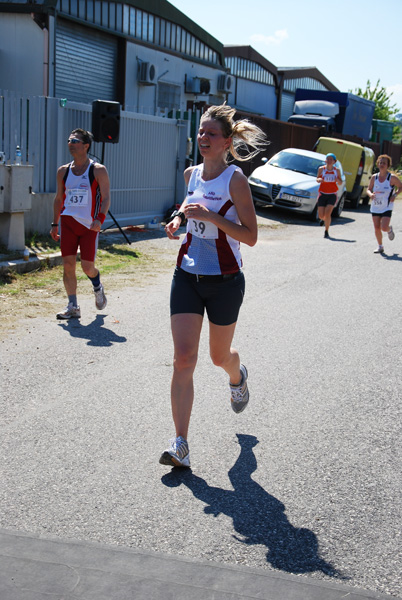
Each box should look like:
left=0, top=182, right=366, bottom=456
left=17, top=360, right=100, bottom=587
left=268, top=151, right=324, bottom=177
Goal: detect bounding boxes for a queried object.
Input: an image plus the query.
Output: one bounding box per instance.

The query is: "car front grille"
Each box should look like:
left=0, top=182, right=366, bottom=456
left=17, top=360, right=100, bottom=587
left=251, top=189, right=272, bottom=203
left=276, top=198, right=303, bottom=208
left=272, top=184, right=281, bottom=199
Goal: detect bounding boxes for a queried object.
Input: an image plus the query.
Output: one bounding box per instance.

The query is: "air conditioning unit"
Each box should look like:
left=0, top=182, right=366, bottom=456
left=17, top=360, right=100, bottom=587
left=185, top=76, right=201, bottom=94
left=199, top=78, right=211, bottom=95
left=138, top=62, right=157, bottom=85
left=218, top=74, right=233, bottom=93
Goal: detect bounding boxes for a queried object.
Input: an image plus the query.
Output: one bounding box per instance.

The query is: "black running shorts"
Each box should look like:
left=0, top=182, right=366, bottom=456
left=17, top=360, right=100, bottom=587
left=170, top=267, right=245, bottom=326
left=318, top=193, right=337, bottom=207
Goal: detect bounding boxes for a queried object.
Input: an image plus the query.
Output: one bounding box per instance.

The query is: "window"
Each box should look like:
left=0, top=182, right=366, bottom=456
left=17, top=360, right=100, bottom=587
left=115, top=3, right=122, bottom=31
left=86, top=0, right=94, bottom=22
left=123, top=4, right=129, bottom=33
left=108, top=2, right=115, bottom=29
left=171, top=24, right=177, bottom=50
left=159, top=19, right=165, bottom=46
left=142, top=12, right=148, bottom=41
left=136, top=9, right=142, bottom=38
left=166, top=22, right=171, bottom=47
left=158, top=82, right=181, bottom=111
left=57, top=1, right=222, bottom=66
left=148, top=14, right=154, bottom=43
left=129, top=7, right=135, bottom=36
left=102, top=1, right=108, bottom=27
left=70, top=0, right=78, bottom=17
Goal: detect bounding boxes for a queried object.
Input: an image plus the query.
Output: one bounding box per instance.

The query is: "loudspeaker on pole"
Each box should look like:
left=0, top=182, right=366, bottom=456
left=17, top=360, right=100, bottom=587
left=92, top=100, right=120, bottom=143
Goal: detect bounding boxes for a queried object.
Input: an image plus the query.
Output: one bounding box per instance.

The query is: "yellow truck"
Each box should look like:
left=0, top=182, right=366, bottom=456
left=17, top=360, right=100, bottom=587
left=314, top=137, right=375, bottom=208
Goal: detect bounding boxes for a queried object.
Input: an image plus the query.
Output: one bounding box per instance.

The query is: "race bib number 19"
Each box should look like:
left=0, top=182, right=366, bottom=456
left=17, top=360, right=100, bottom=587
left=65, top=188, right=89, bottom=207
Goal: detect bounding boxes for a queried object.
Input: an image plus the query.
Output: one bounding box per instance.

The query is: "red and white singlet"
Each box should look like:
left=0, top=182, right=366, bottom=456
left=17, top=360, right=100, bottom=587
left=177, top=164, right=243, bottom=275
left=319, top=167, right=339, bottom=195
left=61, top=160, right=102, bottom=228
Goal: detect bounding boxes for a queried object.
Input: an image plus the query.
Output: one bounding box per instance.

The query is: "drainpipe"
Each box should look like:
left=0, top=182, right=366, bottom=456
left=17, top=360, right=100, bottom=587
left=276, top=74, right=284, bottom=121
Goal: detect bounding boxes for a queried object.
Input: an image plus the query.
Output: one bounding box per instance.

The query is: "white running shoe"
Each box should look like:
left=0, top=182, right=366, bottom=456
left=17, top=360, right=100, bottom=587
left=388, top=226, right=395, bottom=241
left=159, top=436, right=190, bottom=467
left=373, top=246, right=384, bottom=254
left=56, top=303, right=81, bottom=320
left=94, top=283, right=107, bottom=310
left=230, top=364, right=249, bottom=414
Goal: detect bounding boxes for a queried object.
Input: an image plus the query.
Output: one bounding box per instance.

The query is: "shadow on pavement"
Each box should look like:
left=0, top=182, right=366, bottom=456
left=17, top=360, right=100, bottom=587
left=58, top=314, right=127, bottom=346
left=380, top=252, right=402, bottom=261
left=255, top=205, right=355, bottom=229
left=326, top=236, right=356, bottom=243
left=100, top=226, right=171, bottom=246
left=162, top=433, right=344, bottom=578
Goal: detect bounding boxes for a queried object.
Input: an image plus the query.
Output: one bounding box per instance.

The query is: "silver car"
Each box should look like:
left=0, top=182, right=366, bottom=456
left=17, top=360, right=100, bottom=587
left=248, top=148, right=346, bottom=220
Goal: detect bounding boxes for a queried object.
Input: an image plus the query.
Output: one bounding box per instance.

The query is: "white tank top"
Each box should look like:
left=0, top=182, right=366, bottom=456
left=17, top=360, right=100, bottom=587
left=61, top=161, right=101, bottom=228
left=177, top=164, right=243, bottom=275
left=371, top=173, right=394, bottom=214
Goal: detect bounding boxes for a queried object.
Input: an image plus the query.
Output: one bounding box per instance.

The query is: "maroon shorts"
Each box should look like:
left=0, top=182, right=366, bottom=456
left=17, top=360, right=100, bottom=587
left=60, top=215, right=99, bottom=262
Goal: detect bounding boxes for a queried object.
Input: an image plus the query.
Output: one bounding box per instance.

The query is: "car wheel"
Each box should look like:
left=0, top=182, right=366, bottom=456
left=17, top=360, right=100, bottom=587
left=308, top=203, right=319, bottom=222
left=348, top=189, right=362, bottom=209
left=333, top=194, right=345, bottom=218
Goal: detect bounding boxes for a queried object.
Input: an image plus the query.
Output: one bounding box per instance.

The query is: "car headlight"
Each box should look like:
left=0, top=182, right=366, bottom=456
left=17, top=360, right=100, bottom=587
left=249, top=176, right=262, bottom=184
left=292, top=189, right=311, bottom=198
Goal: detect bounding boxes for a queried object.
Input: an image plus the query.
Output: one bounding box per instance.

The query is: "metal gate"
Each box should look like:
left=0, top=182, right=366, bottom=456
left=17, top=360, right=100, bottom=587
left=0, top=90, right=189, bottom=230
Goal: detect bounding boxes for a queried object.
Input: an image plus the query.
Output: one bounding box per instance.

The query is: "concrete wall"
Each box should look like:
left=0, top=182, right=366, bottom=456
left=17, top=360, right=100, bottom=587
left=24, top=193, right=54, bottom=236
left=0, top=14, right=44, bottom=96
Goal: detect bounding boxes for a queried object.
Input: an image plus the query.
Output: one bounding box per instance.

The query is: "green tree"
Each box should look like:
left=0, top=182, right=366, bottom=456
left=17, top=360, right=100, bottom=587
left=353, top=79, right=399, bottom=121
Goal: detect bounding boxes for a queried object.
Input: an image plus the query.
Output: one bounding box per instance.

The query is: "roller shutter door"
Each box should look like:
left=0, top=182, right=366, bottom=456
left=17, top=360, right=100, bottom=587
left=280, top=92, right=295, bottom=121
left=55, top=19, right=117, bottom=104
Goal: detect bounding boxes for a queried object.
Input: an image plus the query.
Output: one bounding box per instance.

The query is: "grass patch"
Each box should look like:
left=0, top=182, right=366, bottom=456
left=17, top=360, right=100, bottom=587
left=0, top=241, right=144, bottom=292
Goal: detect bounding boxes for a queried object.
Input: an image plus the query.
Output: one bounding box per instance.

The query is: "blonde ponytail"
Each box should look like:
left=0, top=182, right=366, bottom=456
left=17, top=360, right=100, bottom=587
left=201, top=104, right=268, bottom=162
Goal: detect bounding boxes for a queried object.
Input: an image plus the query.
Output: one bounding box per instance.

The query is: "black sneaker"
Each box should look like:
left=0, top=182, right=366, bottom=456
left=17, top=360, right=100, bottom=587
left=324, top=230, right=329, bottom=238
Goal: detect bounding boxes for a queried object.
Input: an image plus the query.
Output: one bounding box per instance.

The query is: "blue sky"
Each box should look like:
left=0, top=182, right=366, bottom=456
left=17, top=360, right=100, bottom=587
left=168, top=0, right=402, bottom=112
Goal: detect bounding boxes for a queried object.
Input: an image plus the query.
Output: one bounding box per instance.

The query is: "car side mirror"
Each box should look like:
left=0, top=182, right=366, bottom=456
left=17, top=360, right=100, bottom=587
left=261, top=157, right=268, bottom=164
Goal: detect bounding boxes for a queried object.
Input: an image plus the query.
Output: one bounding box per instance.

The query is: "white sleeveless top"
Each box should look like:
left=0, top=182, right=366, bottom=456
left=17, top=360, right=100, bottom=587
left=61, top=161, right=101, bottom=228
left=371, top=173, right=395, bottom=214
left=177, top=164, right=243, bottom=275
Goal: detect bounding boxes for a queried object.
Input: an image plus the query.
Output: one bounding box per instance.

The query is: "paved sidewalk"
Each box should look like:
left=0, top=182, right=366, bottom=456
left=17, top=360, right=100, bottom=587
left=0, top=529, right=399, bottom=600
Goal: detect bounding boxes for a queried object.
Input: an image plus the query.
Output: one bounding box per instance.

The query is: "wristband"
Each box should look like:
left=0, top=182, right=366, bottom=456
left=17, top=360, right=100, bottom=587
left=170, top=210, right=185, bottom=225
left=51, top=223, right=58, bottom=227
left=97, top=213, right=106, bottom=224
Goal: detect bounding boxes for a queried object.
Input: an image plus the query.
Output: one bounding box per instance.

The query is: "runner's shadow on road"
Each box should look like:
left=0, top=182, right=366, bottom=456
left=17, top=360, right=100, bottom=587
left=327, top=236, right=356, bottom=243
left=162, top=433, right=344, bottom=578
left=380, top=252, right=402, bottom=261
left=58, top=314, right=127, bottom=347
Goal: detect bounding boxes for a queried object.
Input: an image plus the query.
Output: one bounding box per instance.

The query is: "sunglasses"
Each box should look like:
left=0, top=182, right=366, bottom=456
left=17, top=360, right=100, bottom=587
left=68, top=138, right=83, bottom=144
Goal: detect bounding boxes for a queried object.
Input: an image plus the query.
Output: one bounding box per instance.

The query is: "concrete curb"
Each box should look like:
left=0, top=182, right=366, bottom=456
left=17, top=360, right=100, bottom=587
left=0, top=249, right=86, bottom=275
left=0, top=529, right=398, bottom=600
left=0, top=252, right=64, bottom=275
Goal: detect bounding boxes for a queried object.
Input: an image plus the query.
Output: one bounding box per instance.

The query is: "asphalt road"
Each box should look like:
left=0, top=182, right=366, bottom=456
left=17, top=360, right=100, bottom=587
left=1, top=204, right=401, bottom=598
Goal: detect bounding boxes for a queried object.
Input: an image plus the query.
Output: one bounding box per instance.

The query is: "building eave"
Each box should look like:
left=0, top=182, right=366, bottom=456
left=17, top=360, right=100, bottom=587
left=278, top=66, right=338, bottom=92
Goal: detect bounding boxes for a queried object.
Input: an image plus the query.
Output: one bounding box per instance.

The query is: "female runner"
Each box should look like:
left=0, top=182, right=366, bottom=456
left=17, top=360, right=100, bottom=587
left=367, top=154, right=402, bottom=253
left=160, top=104, right=267, bottom=467
left=316, top=152, right=342, bottom=238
